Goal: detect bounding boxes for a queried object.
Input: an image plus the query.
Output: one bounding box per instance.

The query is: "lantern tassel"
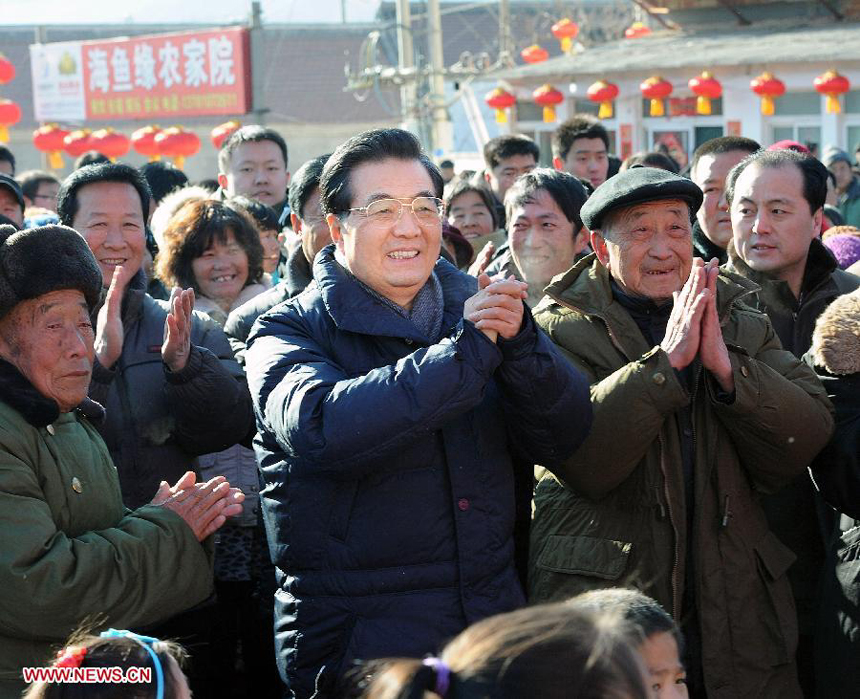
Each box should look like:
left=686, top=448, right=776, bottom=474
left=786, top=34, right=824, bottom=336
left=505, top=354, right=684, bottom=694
left=649, top=98, right=665, bottom=117
left=173, top=156, right=185, bottom=169
left=495, top=108, right=508, bottom=124
left=48, top=151, right=64, bottom=170
left=0, top=125, right=8, bottom=143
left=542, top=105, right=556, bottom=123
left=696, top=96, right=712, bottom=116
left=760, top=96, right=775, bottom=116
left=561, top=37, right=572, bottom=52
left=149, top=154, right=161, bottom=162
left=598, top=101, right=613, bottom=119
left=826, top=94, right=841, bottom=114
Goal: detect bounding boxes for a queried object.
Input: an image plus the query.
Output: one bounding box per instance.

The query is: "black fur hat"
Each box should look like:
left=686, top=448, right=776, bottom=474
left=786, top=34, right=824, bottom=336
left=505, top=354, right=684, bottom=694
left=0, top=224, right=103, bottom=318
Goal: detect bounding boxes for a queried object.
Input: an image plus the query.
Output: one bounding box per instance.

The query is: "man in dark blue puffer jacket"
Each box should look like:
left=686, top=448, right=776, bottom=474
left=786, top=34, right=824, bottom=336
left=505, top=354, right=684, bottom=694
left=245, top=128, right=592, bottom=698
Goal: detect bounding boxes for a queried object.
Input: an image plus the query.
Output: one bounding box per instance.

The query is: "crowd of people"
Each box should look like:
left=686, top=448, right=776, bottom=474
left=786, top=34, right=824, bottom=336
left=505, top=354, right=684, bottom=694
left=0, top=112, right=857, bottom=699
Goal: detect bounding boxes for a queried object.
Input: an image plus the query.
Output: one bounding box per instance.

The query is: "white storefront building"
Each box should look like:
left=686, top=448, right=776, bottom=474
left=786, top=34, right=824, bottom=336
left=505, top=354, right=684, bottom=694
left=493, top=21, right=860, bottom=168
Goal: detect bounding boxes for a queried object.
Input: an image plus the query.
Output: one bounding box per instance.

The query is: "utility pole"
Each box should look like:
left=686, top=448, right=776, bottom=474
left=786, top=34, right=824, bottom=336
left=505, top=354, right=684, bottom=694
left=396, top=0, right=419, bottom=135
left=427, top=0, right=452, bottom=156
left=499, top=0, right=512, bottom=60
left=249, top=1, right=268, bottom=124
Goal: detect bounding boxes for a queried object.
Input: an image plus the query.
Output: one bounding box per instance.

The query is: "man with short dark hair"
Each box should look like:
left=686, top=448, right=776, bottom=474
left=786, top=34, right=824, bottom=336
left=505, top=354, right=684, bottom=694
left=482, top=134, right=539, bottom=225
left=225, top=153, right=331, bottom=364
left=244, top=128, right=592, bottom=697
left=823, top=146, right=860, bottom=228
left=530, top=166, right=833, bottom=697
left=689, top=136, right=760, bottom=264
left=139, top=160, right=189, bottom=209
left=486, top=168, right=590, bottom=307
left=439, top=158, right=455, bottom=184
left=552, top=114, right=611, bottom=189
left=17, top=170, right=61, bottom=213
left=217, top=125, right=290, bottom=218
left=0, top=145, right=15, bottom=176
left=0, top=175, right=24, bottom=227
left=725, top=148, right=860, bottom=695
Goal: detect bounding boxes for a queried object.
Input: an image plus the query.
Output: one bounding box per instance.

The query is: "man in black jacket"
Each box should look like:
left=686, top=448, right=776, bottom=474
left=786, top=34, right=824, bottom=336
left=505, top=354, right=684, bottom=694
left=688, top=136, right=759, bottom=264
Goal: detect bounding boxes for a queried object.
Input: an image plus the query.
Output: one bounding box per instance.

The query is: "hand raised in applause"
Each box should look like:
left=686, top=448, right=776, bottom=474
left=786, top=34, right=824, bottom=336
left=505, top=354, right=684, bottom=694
left=151, top=471, right=245, bottom=542
left=464, top=273, right=528, bottom=343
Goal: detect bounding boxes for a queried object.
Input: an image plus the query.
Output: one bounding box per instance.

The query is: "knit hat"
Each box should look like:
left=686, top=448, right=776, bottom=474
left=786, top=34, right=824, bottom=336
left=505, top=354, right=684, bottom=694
left=822, top=146, right=853, bottom=169
left=767, top=140, right=810, bottom=154
left=0, top=224, right=102, bottom=318
left=823, top=233, right=860, bottom=270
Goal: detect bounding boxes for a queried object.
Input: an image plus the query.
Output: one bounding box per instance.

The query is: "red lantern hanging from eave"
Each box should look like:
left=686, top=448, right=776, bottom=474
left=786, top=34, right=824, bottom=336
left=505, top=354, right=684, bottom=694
left=90, top=128, right=131, bottom=161
left=640, top=76, right=673, bottom=117
left=131, top=125, right=163, bottom=161
left=815, top=70, right=850, bottom=114
left=155, top=127, right=201, bottom=170
left=63, top=129, right=95, bottom=158
left=688, top=71, right=722, bottom=115
left=485, top=88, right=517, bottom=123
left=551, top=19, right=580, bottom=53
left=33, top=124, right=70, bottom=170
left=587, top=80, right=619, bottom=119
left=533, top=84, right=564, bottom=123
left=521, top=45, right=549, bottom=64
left=211, top=120, right=241, bottom=149
left=625, top=22, right=651, bottom=39
left=0, top=54, right=15, bottom=85
left=750, top=72, right=785, bottom=116
left=0, top=100, right=21, bottom=143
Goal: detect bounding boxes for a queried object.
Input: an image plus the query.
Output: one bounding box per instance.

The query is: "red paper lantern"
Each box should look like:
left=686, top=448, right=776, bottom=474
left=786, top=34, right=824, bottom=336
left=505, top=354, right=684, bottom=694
left=750, top=72, right=785, bottom=116
left=815, top=70, right=850, bottom=114
left=587, top=80, right=619, bottom=119
left=520, top=45, right=549, bottom=64
left=625, top=22, right=651, bottom=39
left=90, top=128, right=131, bottom=161
left=211, top=120, right=241, bottom=149
left=155, top=127, right=201, bottom=170
left=131, top=125, right=163, bottom=161
left=0, top=100, right=21, bottom=143
left=688, top=71, right=722, bottom=115
left=33, top=124, right=70, bottom=170
left=533, top=84, right=564, bottom=123
left=0, top=54, right=15, bottom=85
left=640, top=76, right=673, bottom=117
left=63, top=129, right=95, bottom=158
left=551, top=19, right=580, bottom=53
left=485, top=88, right=517, bottom=124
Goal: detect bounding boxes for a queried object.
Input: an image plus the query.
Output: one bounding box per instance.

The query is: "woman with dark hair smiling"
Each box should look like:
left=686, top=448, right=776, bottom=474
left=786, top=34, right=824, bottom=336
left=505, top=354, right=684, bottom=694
left=157, top=200, right=267, bottom=326
left=156, top=199, right=280, bottom=692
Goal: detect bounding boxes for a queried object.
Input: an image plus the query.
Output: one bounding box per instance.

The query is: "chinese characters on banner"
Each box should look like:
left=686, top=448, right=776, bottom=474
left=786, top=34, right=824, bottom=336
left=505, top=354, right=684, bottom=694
left=30, top=27, right=250, bottom=122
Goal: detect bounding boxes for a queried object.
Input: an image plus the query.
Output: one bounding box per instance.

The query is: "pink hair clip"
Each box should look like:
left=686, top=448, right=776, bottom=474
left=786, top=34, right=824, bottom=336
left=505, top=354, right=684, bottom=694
left=54, top=646, right=87, bottom=668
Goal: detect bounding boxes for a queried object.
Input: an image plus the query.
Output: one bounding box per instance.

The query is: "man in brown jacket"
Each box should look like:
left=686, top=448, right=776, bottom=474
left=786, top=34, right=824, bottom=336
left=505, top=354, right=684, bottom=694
left=530, top=167, right=834, bottom=698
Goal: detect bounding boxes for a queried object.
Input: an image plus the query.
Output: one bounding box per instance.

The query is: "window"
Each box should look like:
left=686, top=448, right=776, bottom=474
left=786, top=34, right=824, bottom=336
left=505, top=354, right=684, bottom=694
left=771, top=125, right=821, bottom=148
left=772, top=92, right=820, bottom=116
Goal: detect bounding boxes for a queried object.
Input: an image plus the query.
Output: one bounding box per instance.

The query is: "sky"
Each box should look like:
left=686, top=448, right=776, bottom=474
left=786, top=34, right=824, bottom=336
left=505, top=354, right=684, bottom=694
left=2, top=0, right=384, bottom=25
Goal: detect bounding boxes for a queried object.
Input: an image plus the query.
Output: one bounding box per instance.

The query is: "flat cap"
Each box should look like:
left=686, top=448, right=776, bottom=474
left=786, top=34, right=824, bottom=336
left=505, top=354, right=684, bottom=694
left=580, top=167, right=703, bottom=230
left=0, top=174, right=24, bottom=210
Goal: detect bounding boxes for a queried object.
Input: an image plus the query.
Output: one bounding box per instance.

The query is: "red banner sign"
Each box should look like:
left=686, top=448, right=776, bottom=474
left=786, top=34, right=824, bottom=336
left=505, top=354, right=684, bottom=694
left=31, top=27, right=250, bottom=122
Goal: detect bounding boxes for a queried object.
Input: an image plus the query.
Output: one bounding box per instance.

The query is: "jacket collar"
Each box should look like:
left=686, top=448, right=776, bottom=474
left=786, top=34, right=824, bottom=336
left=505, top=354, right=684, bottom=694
left=0, top=358, right=104, bottom=427
left=542, top=253, right=758, bottom=357
left=313, top=244, right=475, bottom=342
left=692, top=220, right=728, bottom=265
left=726, top=237, right=838, bottom=308
left=284, top=245, right=313, bottom=296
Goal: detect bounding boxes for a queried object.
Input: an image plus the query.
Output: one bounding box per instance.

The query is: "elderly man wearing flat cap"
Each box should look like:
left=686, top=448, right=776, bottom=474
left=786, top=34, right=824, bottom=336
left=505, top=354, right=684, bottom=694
left=528, top=167, right=834, bottom=698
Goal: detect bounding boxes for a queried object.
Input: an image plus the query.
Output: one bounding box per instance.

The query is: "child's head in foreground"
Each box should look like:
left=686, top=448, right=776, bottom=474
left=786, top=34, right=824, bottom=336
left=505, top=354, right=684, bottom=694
left=23, top=629, right=190, bottom=699
left=357, top=601, right=649, bottom=698
left=567, top=588, right=688, bottom=698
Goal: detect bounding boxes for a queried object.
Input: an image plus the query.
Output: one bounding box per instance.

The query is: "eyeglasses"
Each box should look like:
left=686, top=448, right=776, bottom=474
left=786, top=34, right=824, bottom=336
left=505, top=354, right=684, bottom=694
left=347, top=197, right=443, bottom=226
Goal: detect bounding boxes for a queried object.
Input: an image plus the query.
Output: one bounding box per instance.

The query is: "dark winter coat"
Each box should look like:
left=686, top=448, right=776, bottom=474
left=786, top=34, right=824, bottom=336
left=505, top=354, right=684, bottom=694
left=804, top=288, right=860, bottom=697
left=692, top=220, right=728, bottom=265
left=725, top=239, right=860, bottom=635
left=88, top=271, right=255, bottom=508
left=244, top=245, right=592, bottom=698
left=530, top=255, right=834, bottom=699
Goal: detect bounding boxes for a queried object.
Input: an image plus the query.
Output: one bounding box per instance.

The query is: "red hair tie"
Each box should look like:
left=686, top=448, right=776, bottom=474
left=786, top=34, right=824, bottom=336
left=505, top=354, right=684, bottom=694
left=54, top=646, right=87, bottom=668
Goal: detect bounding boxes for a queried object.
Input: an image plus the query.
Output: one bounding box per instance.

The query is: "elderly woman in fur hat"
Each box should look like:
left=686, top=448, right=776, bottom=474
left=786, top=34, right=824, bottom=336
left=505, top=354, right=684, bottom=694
left=0, top=224, right=244, bottom=698
left=805, top=287, right=860, bottom=699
